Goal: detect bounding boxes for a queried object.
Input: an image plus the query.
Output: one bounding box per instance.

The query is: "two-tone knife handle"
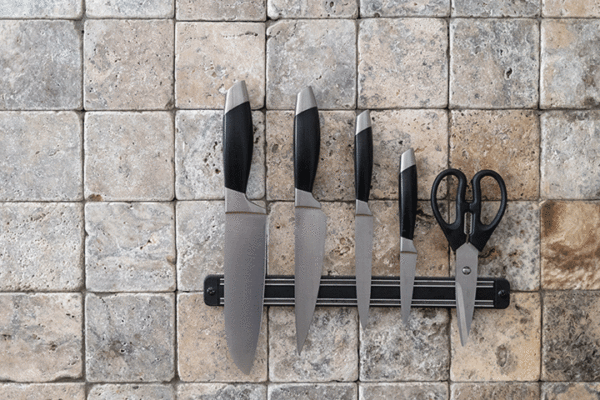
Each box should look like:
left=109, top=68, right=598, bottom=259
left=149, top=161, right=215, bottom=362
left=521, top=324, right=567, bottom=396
left=399, top=149, right=417, bottom=240
left=355, top=111, right=373, bottom=203
left=223, top=81, right=253, bottom=194
left=294, top=87, right=320, bottom=193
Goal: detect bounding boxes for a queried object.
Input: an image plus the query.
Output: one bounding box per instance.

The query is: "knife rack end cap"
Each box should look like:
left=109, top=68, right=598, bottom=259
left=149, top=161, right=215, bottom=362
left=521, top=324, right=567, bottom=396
left=296, top=86, right=317, bottom=115
left=400, top=148, right=416, bottom=172
left=356, top=110, right=371, bottom=135
left=224, top=81, right=249, bottom=114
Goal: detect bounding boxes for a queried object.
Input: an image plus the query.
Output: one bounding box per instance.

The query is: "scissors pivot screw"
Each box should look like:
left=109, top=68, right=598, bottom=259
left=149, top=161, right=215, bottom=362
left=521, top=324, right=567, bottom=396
left=462, top=266, right=471, bottom=275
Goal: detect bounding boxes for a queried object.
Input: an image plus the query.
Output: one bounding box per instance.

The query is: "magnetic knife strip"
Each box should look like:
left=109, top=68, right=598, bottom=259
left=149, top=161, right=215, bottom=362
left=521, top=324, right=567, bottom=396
left=204, top=275, right=510, bottom=309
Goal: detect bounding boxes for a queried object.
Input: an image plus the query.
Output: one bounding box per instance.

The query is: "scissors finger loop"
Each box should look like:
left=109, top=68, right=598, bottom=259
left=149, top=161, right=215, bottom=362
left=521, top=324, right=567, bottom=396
left=469, top=170, right=508, bottom=252
left=431, top=169, right=468, bottom=252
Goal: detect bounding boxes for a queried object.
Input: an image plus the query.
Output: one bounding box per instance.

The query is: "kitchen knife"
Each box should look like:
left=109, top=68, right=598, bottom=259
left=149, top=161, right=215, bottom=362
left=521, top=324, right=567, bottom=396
left=399, top=148, right=417, bottom=324
left=354, top=110, right=374, bottom=329
left=223, top=81, right=267, bottom=374
left=294, top=86, right=327, bottom=354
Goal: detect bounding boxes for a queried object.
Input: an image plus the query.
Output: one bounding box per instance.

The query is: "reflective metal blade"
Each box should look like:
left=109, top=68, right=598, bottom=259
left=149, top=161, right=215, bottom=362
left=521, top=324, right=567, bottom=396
left=355, top=213, right=373, bottom=329
left=455, top=242, right=479, bottom=346
left=400, top=238, right=417, bottom=324
left=224, top=212, right=267, bottom=374
left=295, top=206, right=327, bottom=354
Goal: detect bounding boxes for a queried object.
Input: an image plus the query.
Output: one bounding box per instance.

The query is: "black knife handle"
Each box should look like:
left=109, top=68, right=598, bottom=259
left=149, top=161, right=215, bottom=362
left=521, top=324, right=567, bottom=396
left=355, top=126, right=373, bottom=203
left=294, top=107, right=320, bottom=193
left=399, top=164, right=417, bottom=240
left=223, top=102, right=253, bottom=194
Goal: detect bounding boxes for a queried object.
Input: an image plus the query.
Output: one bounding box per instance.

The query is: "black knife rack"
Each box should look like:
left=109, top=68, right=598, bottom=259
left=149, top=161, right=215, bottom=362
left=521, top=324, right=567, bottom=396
left=204, top=275, right=510, bottom=309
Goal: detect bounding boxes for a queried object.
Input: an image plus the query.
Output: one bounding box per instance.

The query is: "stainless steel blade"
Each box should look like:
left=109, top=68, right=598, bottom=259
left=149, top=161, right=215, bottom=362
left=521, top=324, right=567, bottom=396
left=355, top=206, right=373, bottom=329
left=455, top=242, right=479, bottom=346
left=400, top=237, right=417, bottom=324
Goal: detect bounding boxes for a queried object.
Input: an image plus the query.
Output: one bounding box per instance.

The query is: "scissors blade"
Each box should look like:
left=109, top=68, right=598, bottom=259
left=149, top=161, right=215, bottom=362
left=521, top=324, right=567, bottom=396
left=455, top=242, right=479, bottom=346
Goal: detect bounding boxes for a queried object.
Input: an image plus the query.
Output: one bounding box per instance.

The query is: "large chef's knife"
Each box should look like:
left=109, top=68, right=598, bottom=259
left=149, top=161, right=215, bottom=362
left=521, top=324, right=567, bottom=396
left=223, top=81, right=267, bottom=374
left=294, top=86, right=327, bottom=354
left=354, top=110, right=374, bottom=329
left=399, top=148, right=418, bottom=324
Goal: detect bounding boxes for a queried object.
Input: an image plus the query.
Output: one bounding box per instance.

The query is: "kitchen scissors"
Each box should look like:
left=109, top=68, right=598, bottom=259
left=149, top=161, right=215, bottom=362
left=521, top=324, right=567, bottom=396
left=431, top=169, right=507, bottom=346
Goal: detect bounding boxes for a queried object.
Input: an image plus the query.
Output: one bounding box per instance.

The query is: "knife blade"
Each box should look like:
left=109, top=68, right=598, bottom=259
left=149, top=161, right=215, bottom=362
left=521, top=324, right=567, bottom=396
left=223, top=81, right=267, bottom=374
left=354, top=110, right=374, bottom=329
left=399, top=148, right=418, bottom=325
left=294, top=86, right=327, bottom=354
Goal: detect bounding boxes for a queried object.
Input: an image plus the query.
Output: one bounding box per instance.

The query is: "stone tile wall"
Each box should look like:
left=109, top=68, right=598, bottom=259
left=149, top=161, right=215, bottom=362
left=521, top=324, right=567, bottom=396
left=1, top=0, right=600, bottom=399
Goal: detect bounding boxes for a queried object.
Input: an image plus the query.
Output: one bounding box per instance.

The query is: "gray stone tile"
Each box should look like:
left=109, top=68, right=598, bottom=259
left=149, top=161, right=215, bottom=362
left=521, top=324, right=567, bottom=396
left=450, top=19, right=539, bottom=109
left=0, top=203, right=83, bottom=291
left=360, top=308, right=450, bottom=381
left=178, top=0, right=266, bottom=20
left=268, top=307, right=358, bottom=382
left=543, top=0, right=600, bottom=16
left=84, top=112, right=174, bottom=201
left=269, top=383, right=356, bottom=400
left=86, top=293, right=175, bottom=382
left=541, top=20, right=600, bottom=108
left=177, top=293, right=268, bottom=381
left=176, top=110, right=265, bottom=200
left=0, top=0, right=82, bottom=17
left=0, top=112, right=82, bottom=201
left=176, top=22, right=265, bottom=109
left=358, top=18, right=448, bottom=109
left=542, top=291, right=600, bottom=381
left=542, top=383, right=600, bottom=400
left=85, top=203, right=176, bottom=292
left=541, top=111, right=600, bottom=199
left=452, top=0, right=540, bottom=16
left=0, top=21, right=81, bottom=110
left=267, top=20, right=356, bottom=109
left=0, top=294, right=83, bottom=382
left=360, top=383, right=448, bottom=400
left=84, top=20, right=174, bottom=110
left=86, top=0, right=174, bottom=17
left=360, top=0, right=449, bottom=16
left=269, top=0, right=358, bottom=19
left=450, top=293, right=541, bottom=381
left=89, top=384, right=174, bottom=399
left=451, top=383, right=540, bottom=400
left=0, top=384, right=85, bottom=400
left=178, top=384, right=267, bottom=400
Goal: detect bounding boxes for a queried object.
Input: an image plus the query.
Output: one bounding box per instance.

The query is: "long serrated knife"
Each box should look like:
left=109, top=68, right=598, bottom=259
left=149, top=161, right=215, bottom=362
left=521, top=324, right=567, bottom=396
left=294, top=86, right=327, bottom=354
left=223, top=81, right=267, bottom=374
left=354, top=110, right=374, bottom=329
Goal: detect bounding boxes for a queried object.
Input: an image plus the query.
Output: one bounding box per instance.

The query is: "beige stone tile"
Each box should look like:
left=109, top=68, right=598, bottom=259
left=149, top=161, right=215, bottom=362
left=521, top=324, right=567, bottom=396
left=89, top=384, right=174, bottom=399
left=176, top=22, right=265, bottom=109
left=450, top=19, right=539, bottom=109
left=269, top=0, right=357, bottom=18
left=541, top=111, right=600, bottom=199
left=267, top=20, right=356, bottom=109
left=268, top=307, right=358, bottom=382
left=541, top=20, right=600, bottom=108
left=87, top=0, right=173, bottom=17
left=542, top=383, right=600, bottom=400
left=0, top=0, right=82, bottom=17
left=177, top=293, right=267, bottom=382
left=451, top=383, right=540, bottom=400
left=360, top=0, right=449, bottom=16
left=0, top=203, right=83, bottom=291
left=0, top=294, right=82, bottom=382
left=450, top=292, right=541, bottom=381
left=543, top=291, right=600, bottom=381
left=269, top=383, right=356, bottom=399
left=178, top=0, right=266, bottom=20
left=360, top=383, right=448, bottom=400
left=541, top=201, right=600, bottom=290
left=0, top=384, right=85, bottom=399
left=449, top=110, right=539, bottom=200
left=543, top=0, right=600, bottom=17
left=178, top=384, right=266, bottom=400
left=84, top=112, right=174, bottom=201
left=84, top=20, right=174, bottom=110
left=358, top=19, right=448, bottom=108
left=452, top=0, right=540, bottom=16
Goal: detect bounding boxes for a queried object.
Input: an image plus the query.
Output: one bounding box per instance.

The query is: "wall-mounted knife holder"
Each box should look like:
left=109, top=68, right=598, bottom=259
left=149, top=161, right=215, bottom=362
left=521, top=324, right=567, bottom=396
left=204, top=275, right=510, bottom=309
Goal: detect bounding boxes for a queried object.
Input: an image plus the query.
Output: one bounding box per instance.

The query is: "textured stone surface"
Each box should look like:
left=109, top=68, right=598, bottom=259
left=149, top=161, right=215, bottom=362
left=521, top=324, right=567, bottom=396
left=84, top=112, right=174, bottom=201
left=0, top=203, right=83, bottom=291
left=360, top=383, right=448, bottom=400
left=85, top=203, right=176, bottom=292
left=84, top=20, right=173, bottom=110
left=541, top=111, right=600, bottom=199
left=89, top=384, right=174, bottom=399
left=0, top=0, right=82, bottom=17
left=451, top=383, right=539, bottom=400
left=360, top=308, right=450, bottom=381
left=86, top=293, right=175, bottom=382
left=178, top=0, right=265, bottom=20
left=267, top=20, right=356, bottom=109
left=86, top=0, right=174, bottom=17
left=452, top=0, right=540, bottom=16
left=269, top=307, right=358, bottom=382
left=176, top=23, right=265, bottom=109
left=0, top=294, right=82, bottom=382
left=0, top=21, right=81, bottom=110
left=358, top=19, right=448, bottom=108
left=543, top=0, right=600, bottom=16
left=543, top=291, right=600, bottom=381
left=176, top=110, right=265, bottom=200
left=541, top=20, right=600, bottom=108
left=269, top=384, right=356, bottom=400
left=450, top=293, right=541, bottom=381
left=178, top=384, right=266, bottom=400
left=0, top=384, right=85, bottom=399
left=269, top=0, right=357, bottom=18
left=177, top=293, right=267, bottom=381
left=450, top=19, right=539, bottom=108
left=541, top=201, right=600, bottom=290
left=450, top=110, right=540, bottom=200
left=542, top=383, right=600, bottom=400
left=360, top=0, right=449, bottom=16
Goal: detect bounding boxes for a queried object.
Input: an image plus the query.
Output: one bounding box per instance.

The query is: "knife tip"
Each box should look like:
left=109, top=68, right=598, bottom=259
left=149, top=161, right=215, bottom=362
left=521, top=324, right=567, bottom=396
left=400, top=148, right=416, bottom=172
left=296, top=86, right=317, bottom=115
left=356, top=110, right=371, bottom=135
left=224, top=81, right=249, bottom=114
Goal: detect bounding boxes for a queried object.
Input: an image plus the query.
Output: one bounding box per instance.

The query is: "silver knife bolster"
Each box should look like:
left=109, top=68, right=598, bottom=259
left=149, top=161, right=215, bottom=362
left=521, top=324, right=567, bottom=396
left=295, top=189, right=321, bottom=208
left=225, top=188, right=266, bottom=214
left=400, top=149, right=416, bottom=172
left=400, top=237, right=417, bottom=254
left=355, top=199, right=372, bottom=216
